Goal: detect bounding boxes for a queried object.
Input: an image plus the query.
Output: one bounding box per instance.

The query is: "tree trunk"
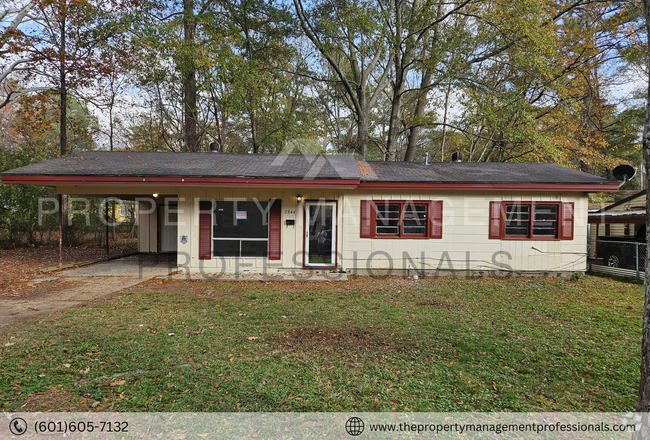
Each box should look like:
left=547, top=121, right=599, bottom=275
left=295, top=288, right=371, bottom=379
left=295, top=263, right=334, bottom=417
left=109, top=104, right=114, bottom=151
left=215, top=104, right=223, bottom=152
left=386, top=1, right=404, bottom=161
left=109, top=76, right=115, bottom=151
left=183, top=0, right=198, bottom=152
left=292, top=0, right=390, bottom=160
left=386, top=65, right=404, bottom=161
left=637, top=1, right=650, bottom=429
left=242, top=13, right=260, bottom=154
left=401, top=1, right=443, bottom=162
left=60, top=17, right=67, bottom=157
left=59, top=1, right=68, bottom=247
left=404, top=69, right=433, bottom=162
left=357, top=87, right=369, bottom=160
left=250, top=110, right=258, bottom=153
left=357, top=112, right=369, bottom=160
left=440, top=83, right=451, bottom=162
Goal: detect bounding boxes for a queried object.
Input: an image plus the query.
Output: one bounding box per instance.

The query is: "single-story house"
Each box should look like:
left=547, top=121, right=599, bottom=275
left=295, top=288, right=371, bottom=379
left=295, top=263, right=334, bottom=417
left=0, top=152, right=619, bottom=276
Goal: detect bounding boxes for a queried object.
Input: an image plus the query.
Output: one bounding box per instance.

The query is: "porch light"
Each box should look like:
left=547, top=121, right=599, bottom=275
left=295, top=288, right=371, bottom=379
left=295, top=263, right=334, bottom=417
left=297, top=195, right=302, bottom=204
left=153, top=193, right=158, bottom=198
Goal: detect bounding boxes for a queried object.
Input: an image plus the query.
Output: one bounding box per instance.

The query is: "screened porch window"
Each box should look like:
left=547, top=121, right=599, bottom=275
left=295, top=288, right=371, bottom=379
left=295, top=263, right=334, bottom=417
left=213, top=201, right=268, bottom=257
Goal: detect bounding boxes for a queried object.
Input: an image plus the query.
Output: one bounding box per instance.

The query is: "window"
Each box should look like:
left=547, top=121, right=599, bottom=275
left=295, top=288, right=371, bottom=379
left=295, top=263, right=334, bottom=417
left=199, top=199, right=282, bottom=260
left=360, top=200, right=442, bottom=239
left=376, top=202, right=428, bottom=237
left=489, top=201, right=574, bottom=240
left=504, top=203, right=557, bottom=238
left=119, top=204, right=133, bottom=218
left=213, top=201, right=268, bottom=257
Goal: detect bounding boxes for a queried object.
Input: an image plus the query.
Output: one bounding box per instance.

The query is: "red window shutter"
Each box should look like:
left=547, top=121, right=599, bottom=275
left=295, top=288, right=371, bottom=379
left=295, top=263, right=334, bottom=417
left=360, top=200, right=374, bottom=238
left=268, top=199, right=282, bottom=260
left=428, top=200, right=443, bottom=238
left=199, top=201, right=212, bottom=260
left=561, top=202, right=574, bottom=240
left=489, top=201, right=502, bottom=239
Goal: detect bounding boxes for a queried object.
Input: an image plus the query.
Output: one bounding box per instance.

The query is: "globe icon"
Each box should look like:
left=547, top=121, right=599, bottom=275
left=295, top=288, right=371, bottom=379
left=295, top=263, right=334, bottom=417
left=345, top=417, right=364, bottom=436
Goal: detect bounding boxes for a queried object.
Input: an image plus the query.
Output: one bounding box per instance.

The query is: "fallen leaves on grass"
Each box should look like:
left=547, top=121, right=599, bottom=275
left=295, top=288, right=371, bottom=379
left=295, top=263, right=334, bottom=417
left=281, top=326, right=411, bottom=351
left=187, top=328, right=206, bottom=337
left=416, top=300, right=451, bottom=308
left=0, top=245, right=134, bottom=296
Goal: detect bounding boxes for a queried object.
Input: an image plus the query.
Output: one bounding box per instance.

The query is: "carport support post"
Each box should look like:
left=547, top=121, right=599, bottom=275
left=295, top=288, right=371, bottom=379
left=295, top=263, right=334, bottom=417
left=637, top=242, right=641, bottom=279
left=595, top=223, right=599, bottom=261
left=58, top=194, right=63, bottom=268
left=105, top=199, right=109, bottom=257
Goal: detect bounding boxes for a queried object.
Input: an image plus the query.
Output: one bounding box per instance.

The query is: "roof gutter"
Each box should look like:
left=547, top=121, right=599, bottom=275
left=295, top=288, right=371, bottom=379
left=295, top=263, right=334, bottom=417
left=0, top=174, right=361, bottom=188
left=1, top=174, right=620, bottom=193
left=357, top=181, right=620, bottom=192
left=588, top=211, right=647, bottom=224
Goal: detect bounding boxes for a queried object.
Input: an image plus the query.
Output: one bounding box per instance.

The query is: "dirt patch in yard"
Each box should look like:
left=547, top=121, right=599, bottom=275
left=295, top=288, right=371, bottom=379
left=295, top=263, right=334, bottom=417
left=1, top=279, right=82, bottom=300
left=0, top=254, right=174, bottom=329
left=18, top=387, right=97, bottom=411
left=0, top=246, right=114, bottom=291
left=0, top=280, right=122, bottom=329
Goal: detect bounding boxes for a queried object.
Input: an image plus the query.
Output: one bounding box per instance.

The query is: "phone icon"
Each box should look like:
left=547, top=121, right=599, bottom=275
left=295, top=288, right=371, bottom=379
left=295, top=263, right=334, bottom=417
left=9, top=417, right=27, bottom=435
left=13, top=421, right=23, bottom=433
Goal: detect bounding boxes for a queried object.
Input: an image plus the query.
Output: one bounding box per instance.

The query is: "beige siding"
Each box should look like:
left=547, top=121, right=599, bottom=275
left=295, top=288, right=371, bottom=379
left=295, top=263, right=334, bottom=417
left=54, top=182, right=589, bottom=274
left=175, top=188, right=587, bottom=275
left=341, top=191, right=586, bottom=274
left=138, top=200, right=158, bottom=253
left=177, top=188, right=345, bottom=275
left=605, top=194, right=645, bottom=212
left=599, top=192, right=645, bottom=238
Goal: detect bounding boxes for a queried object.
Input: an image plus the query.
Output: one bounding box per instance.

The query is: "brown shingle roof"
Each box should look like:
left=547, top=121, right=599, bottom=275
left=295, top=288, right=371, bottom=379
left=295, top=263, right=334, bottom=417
left=357, top=161, right=614, bottom=185
left=1, top=152, right=361, bottom=180
left=1, top=152, right=615, bottom=186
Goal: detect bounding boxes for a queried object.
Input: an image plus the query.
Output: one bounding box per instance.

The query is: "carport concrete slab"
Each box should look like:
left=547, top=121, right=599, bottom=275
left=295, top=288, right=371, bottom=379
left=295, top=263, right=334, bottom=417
left=60, top=255, right=176, bottom=279
left=0, top=254, right=176, bottom=328
left=30, top=276, right=60, bottom=283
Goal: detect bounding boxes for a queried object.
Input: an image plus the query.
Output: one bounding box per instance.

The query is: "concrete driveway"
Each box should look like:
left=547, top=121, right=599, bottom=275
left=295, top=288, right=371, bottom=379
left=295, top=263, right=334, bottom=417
left=0, top=254, right=176, bottom=328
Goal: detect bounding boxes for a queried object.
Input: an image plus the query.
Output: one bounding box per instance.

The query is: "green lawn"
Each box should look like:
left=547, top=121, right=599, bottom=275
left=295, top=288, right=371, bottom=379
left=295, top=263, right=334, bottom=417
left=0, top=275, right=642, bottom=411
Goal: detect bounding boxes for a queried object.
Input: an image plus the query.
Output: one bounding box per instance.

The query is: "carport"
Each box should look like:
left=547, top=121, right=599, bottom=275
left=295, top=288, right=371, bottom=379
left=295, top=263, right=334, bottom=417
left=51, top=191, right=179, bottom=267
left=588, top=210, right=646, bottom=277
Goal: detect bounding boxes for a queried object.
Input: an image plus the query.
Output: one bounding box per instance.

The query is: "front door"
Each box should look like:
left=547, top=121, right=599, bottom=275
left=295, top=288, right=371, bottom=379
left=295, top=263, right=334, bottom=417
left=304, top=201, right=336, bottom=268
left=159, top=205, right=178, bottom=253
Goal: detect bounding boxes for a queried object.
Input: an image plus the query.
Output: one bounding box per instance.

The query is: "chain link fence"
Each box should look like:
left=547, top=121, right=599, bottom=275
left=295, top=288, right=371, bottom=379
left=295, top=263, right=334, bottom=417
left=0, top=197, right=138, bottom=260
left=590, top=239, right=647, bottom=279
